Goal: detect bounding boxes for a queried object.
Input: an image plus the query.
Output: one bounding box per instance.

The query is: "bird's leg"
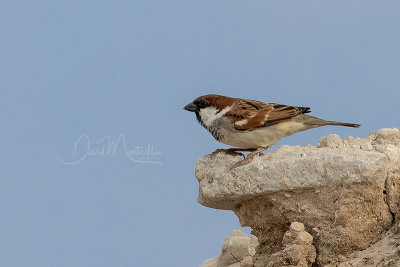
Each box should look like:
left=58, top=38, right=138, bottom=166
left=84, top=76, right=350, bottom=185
left=231, top=146, right=268, bottom=169
left=211, top=148, right=257, bottom=159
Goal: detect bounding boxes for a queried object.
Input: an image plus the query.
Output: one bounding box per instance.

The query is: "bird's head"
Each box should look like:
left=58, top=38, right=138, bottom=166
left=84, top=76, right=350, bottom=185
left=184, top=94, right=234, bottom=128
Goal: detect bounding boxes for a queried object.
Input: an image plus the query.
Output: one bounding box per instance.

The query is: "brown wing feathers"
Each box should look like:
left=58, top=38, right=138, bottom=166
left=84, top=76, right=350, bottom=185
left=228, top=99, right=310, bottom=131
left=226, top=100, right=274, bottom=130
left=265, top=104, right=310, bottom=126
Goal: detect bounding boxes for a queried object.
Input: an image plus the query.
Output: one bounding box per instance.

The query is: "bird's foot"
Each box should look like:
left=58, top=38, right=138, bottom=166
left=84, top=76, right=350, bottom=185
left=230, top=156, right=254, bottom=169
left=211, top=148, right=245, bottom=159
left=230, top=146, right=268, bottom=169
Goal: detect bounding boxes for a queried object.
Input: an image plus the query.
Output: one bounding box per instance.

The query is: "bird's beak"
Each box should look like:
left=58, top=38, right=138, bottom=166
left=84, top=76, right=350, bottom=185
left=183, top=102, right=199, bottom=112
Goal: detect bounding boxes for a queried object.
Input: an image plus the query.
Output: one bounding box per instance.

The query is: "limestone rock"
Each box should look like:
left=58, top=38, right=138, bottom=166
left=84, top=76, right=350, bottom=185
left=334, top=223, right=400, bottom=267
left=253, top=222, right=316, bottom=267
left=199, top=230, right=258, bottom=267
left=196, top=128, right=400, bottom=265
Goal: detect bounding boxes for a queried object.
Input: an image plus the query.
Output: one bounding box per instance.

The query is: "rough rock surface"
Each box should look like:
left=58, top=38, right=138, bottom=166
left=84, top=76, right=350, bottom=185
left=337, top=223, right=400, bottom=267
left=195, top=128, right=400, bottom=266
left=256, top=222, right=316, bottom=267
left=199, top=230, right=258, bottom=267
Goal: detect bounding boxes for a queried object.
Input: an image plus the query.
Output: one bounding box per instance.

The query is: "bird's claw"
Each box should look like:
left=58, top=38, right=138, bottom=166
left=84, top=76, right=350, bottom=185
left=229, top=146, right=268, bottom=169
left=211, top=149, right=245, bottom=159
left=230, top=157, right=254, bottom=169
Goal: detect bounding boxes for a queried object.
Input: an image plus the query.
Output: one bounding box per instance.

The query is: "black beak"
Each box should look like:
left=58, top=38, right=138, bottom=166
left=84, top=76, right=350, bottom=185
left=183, top=102, right=199, bottom=112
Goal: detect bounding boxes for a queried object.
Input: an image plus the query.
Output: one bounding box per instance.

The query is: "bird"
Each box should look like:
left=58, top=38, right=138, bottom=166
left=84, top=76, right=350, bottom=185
left=184, top=94, right=360, bottom=168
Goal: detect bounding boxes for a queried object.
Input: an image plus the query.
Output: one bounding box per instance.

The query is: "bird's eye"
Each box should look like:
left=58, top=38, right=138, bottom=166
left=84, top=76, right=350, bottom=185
left=196, top=99, right=209, bottom=108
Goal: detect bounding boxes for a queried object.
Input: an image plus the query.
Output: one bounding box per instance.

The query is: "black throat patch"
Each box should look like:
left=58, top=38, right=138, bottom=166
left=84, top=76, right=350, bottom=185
left=195, top=112, right=223, bottom=141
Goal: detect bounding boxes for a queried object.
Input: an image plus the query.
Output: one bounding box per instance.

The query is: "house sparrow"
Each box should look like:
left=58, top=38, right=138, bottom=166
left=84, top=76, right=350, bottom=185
left=184, top=94, right=360, bottom=168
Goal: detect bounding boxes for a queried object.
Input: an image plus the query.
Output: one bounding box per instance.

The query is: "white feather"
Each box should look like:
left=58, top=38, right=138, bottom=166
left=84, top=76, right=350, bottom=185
left=234, top=119, right=248, bottom=126
left=198, top=106, right=231, bottom=127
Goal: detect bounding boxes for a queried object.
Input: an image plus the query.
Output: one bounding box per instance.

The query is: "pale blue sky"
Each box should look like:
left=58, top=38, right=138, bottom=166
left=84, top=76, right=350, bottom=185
left=1, top=1, right=400, bottom=266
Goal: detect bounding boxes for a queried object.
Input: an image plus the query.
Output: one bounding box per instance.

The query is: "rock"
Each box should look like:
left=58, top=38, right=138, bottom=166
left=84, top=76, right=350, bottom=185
left=195, top=128, right=400, bottom=265
left=318, top=134, right=342, bottom=148
left=199, top=230, right=258, bottom=267
left=196, top=140, right=389, bottom=210
left=337, top=224, right=400, bottom=267
left=200, top=258, right=218, bottom=267
left=241, top=256, right=254, bottom=267
left=290, top=222, right=305, bottom=232
left=254, top=222, right=316, bottom=267
left=369, top=128, right=400, bottom=146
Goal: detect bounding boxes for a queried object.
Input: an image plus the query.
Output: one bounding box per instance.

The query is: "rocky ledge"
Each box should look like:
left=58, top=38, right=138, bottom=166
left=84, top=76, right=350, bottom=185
left=196, top=128, right=400, bottom=266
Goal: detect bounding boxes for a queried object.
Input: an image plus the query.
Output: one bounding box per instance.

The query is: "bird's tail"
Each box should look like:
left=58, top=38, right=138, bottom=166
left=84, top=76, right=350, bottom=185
left=301, top=115, right=361, bottom=128
left=322, top=121, right=361, bottom=128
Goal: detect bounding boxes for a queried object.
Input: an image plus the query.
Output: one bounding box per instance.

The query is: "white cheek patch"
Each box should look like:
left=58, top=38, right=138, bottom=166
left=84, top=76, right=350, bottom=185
left=199, top=106, right=231, bottom=127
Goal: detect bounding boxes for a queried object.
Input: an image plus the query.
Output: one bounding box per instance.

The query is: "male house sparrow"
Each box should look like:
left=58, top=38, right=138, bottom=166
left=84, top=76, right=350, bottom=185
left=184, top=94, right=360, bottom=168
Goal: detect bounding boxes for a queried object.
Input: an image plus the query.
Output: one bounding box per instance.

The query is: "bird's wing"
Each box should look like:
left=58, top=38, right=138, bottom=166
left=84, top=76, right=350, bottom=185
left=226, top=99, right=310, bottom=131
